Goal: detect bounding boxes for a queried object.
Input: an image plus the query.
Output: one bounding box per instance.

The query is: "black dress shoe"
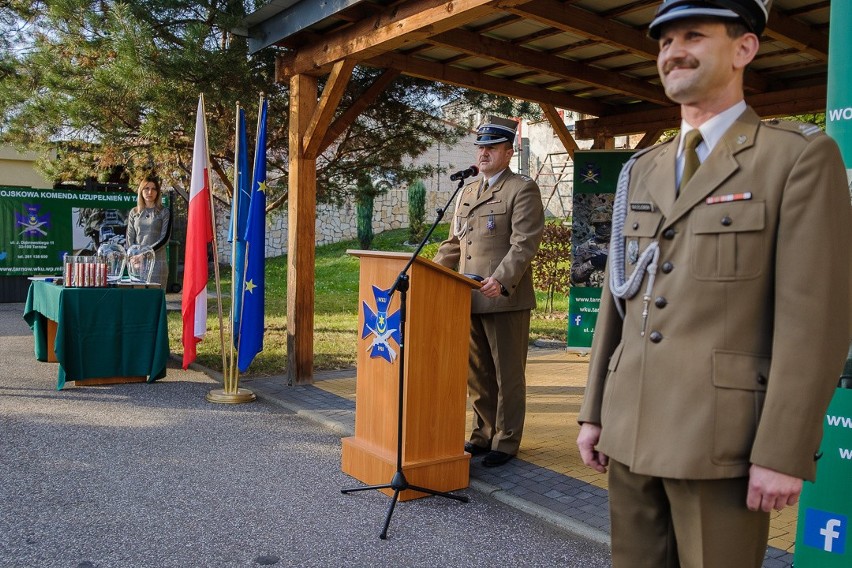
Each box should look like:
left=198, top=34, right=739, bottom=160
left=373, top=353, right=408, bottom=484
left=464, top=442, right=490, bottom=456
left=482, top=450, right=514, bottom=467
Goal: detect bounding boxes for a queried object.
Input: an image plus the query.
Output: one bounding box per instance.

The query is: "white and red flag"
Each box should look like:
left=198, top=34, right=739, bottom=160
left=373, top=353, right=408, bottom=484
left=181, top=95, right=213, bottom=369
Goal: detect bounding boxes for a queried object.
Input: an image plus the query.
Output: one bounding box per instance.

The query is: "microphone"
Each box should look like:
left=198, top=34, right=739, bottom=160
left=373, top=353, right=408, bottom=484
left=449, top=165, right=479, bottom=181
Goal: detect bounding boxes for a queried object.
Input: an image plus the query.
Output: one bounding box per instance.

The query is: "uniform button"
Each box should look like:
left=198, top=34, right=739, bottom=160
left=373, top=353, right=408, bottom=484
left=757, top=374, right=767, bottom=385
left=632, top=222, right=639, bottom=230
left=466, top=255, right=472, bottom=260
left=467, top=241, right=472, bottom=245
left=661, top=262, right=674, bottom=273
left=721, top=216, right=733, bottom=226
left=649, top=331, right=663, bottom=343
left=655, top=296, right=667, bottom=308
left=663, top=228, right=675, bottom=239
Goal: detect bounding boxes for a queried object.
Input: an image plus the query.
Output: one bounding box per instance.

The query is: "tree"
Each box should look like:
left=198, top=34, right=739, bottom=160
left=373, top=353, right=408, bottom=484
left=0, top=1, right=520, bottom=208
left=407, top=178, right=426, bottom=244
left=355, top=172, right=377, bottom=250
left=531, top=221, right=572, bottom=314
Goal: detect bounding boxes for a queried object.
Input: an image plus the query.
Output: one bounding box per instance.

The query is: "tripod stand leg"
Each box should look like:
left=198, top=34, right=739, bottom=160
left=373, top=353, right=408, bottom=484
left=379, top=490, right=402, bottom=540
left=407, top=484, right=469, bottom=503
left=341, top=483, right=392, bottom=495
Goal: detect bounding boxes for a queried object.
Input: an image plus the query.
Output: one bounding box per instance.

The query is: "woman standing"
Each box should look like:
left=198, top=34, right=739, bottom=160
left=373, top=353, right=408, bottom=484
left=126, top=175, right=171, bottom=286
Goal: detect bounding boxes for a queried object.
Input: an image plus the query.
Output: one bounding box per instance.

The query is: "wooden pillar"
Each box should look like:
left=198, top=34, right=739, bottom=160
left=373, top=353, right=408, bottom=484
left=287, top=74, right=318, bottom=384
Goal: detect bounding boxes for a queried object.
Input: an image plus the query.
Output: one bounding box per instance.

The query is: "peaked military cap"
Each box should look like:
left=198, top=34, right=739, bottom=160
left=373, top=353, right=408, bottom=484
left=648, top=0, right=772, bottom=39
left=474, top=115, right=519, bottom=146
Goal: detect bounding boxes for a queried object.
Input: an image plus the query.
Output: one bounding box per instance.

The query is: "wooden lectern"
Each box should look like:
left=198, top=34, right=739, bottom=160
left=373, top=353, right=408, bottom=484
left=342, top=250, right=480, bottom=501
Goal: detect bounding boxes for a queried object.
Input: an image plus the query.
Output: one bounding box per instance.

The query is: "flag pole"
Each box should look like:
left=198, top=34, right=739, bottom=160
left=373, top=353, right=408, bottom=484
left=226, top=102, right=242, bottom=394
left=207, top=96, right=255, bottom=404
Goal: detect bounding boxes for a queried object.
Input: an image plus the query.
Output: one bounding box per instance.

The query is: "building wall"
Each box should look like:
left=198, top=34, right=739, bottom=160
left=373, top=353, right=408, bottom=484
left=0, top=146, right=53, bottom=188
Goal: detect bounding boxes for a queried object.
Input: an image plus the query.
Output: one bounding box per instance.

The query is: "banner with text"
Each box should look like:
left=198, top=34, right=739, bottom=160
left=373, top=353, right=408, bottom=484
left=0, top=186, right=136, bottom=276
left=795, top=388, right=852, bottom=566
left=568, top=150, right=635, bottom=350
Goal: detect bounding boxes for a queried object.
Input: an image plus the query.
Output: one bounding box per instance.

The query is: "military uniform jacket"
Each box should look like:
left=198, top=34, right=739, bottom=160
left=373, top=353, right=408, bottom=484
left=578, top=108, right=852, bottom=481
left=434, top=169, right=544, bottom=314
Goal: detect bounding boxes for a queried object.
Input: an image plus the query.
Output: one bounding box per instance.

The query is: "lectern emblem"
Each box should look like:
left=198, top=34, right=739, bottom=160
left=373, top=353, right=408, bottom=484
left=361, top=285, right=401, bottom=363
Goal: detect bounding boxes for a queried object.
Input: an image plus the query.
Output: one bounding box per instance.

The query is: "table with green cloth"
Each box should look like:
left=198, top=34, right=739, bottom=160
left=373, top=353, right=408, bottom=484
left=23, top=281, right=170, bottom=390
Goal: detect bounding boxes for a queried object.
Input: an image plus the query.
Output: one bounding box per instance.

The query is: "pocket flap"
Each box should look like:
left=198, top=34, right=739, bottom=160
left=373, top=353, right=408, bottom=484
left=479, top=201, right=507, bottom=215
left=712, top=350, right=770, bottom=391
left=622, top=210, right=663, bottom=238
left=693, top=201, right=765, bottom=234
left=607, top=342, right=625, bottom=372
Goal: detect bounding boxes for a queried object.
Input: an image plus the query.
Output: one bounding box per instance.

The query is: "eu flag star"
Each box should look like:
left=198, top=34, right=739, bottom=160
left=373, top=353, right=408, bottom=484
left=245, top=279, right=257, bottom=293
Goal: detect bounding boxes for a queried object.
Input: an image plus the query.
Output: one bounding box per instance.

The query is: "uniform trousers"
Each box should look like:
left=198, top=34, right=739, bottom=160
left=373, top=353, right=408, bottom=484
left=608, top=459, right=770, bottom=568
left=467, top=309, right=530, bottom=455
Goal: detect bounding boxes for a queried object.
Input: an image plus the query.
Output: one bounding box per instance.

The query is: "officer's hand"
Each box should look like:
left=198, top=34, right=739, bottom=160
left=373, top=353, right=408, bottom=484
left=746, top=464, right=803, bottom=512
left=479, top=276, right=503, bottom=298
left=577, top=423, right=608, bottom=473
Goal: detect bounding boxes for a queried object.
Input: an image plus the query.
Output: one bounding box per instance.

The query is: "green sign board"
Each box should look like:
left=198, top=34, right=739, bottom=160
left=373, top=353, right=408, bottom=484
left=0, top=186, right=136, bottom=276
left=567, top=286, right=601, bottom=348
left=568, top=150, right=634, bottom=349
left=794, top=388, right=852, bottom=566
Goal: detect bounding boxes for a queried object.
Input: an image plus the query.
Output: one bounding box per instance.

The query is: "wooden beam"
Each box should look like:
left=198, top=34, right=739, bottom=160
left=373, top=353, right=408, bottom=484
left=635, top=131, right=664, bottom=149
left=539, top=103, right=578, bottom=160
left=287, top=74, right=318, bottom=385
left=277, top=0, right=532, bottom=78
left=508, top=0, right=658, bottom=60
left=320, top=69, right=401, bottom=153
left=366, top=52, right=611, bottom=117
left=765, top=8, right=828, bottom=61
left=303, top=59, right=356, bottom=159
left=575, top=85, right=826, bottom=138
left=429, top=28, right=670, bottom=105
left=512, top=0, right=769, bottom=92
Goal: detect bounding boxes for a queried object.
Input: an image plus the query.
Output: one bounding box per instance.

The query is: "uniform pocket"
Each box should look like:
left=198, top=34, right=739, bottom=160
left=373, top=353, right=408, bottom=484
left=691, top=201, right=765, bottom=281
left=621, top=210, right=663, bottom=271
left=479, top=201, right=508, bottom=237
left=711, top=350, right=770, bottom=465
left=600, top=342, right=625, bottom=425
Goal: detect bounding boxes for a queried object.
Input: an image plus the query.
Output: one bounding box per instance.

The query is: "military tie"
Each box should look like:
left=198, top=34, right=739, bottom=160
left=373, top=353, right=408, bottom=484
left=678, top=129, right=703, bottom=195
left=477, top=179, right=488, bottom=199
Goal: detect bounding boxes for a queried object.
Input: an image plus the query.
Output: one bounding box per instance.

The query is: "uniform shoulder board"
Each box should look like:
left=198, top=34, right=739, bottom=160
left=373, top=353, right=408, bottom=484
left=518, top=174, right=534, bottom=182
left=764, top=118, right=823, bottom=138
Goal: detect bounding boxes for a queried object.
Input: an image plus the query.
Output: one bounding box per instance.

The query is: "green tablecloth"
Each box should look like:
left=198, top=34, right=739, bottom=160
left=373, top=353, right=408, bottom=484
left=23, top=281, right=170, bottom=389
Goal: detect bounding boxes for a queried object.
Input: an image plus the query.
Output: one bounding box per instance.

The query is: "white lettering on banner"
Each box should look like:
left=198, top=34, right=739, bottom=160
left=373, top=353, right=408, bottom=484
left=827, top=415, right=852, bottom=428
left=821, top=519, right=843, bottom=552
left=828, top=108, right=852, bottom=122
left=840, top=448, right=852, bottom=460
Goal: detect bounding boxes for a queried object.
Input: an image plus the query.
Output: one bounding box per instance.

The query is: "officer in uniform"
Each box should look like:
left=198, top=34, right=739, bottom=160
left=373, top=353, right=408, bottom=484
left=434, top=116, right=545, bottom=468
left=576, top=1, right=851, bottom=566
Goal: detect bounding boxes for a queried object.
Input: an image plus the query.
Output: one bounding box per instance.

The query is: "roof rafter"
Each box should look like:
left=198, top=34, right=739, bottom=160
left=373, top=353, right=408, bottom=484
left=428, top=28, right=670, bottom=105
left=366, top=51, right=610, bottom=116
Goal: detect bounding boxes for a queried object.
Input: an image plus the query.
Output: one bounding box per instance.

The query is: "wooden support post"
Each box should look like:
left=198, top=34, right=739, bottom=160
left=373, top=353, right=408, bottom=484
left=287, top=74, right=318, bottom=384
left=539, top=103, right=579, bottom=161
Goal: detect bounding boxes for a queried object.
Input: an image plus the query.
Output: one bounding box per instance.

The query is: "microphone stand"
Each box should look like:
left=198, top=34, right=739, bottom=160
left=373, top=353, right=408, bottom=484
left=341, top=175, right=474, bottom=539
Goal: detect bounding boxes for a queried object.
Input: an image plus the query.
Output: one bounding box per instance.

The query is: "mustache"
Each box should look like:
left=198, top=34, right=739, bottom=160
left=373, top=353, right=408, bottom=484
left=662, top=57, right=698, bottom=74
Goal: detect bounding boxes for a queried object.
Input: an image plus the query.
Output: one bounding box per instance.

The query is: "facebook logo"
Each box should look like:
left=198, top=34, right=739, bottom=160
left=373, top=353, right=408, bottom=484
left=803, top=508, right=847, bottom=554
left=571, top=314, right=583, bottom=326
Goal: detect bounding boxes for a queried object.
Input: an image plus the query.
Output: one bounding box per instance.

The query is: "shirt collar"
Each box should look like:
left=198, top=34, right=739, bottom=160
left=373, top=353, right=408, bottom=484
left=486, top=168, right=508, bottom=189
left=678, top=100, right=747, bottom=157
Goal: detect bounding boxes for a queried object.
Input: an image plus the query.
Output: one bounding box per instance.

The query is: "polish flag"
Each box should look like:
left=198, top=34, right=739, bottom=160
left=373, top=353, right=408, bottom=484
left=181, top=95, right=213, bottom=369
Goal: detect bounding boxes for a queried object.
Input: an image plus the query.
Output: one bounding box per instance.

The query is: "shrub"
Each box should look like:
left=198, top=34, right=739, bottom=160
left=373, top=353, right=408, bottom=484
left=531, top=221, right=572, bottom=313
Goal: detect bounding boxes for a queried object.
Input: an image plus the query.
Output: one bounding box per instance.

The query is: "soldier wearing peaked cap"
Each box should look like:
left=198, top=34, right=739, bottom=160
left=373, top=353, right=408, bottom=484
left=433, top=115, right=544, bottom=468
left=576, top=1, right=851, bottom=566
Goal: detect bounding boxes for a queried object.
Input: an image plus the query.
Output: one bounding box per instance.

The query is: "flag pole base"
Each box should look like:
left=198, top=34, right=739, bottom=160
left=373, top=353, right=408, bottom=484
left=206, top=388, right=256, bottom=404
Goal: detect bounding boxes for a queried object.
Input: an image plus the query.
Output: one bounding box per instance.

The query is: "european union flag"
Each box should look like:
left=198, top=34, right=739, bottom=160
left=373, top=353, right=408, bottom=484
left=237, top=98, right=267, bottom=372
left=230, top=107, right=250, bottom=344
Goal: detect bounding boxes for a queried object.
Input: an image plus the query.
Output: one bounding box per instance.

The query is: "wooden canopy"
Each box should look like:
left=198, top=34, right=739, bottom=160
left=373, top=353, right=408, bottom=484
left=237, top=0, right=832, bottom=383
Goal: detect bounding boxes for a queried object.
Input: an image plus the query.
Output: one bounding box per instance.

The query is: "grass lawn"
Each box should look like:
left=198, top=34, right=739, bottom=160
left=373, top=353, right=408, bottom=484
left=167, top=224, right=568, bottom=376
